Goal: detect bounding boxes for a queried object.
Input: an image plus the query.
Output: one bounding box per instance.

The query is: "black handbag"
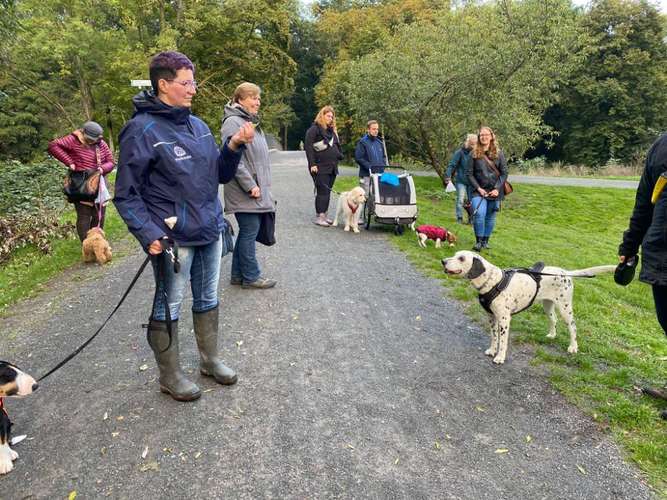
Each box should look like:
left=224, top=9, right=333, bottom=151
left=63, top=169, right=100, bottom=203
left=256, top=211, right=276, bottom=246
left=62, top=145, right=101, bottom=203
left=614, top=255, right=639, bottom=286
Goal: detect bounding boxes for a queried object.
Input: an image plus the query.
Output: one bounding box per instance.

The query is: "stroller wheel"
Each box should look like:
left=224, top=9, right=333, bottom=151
left=394, top=225, right=405, bottom=236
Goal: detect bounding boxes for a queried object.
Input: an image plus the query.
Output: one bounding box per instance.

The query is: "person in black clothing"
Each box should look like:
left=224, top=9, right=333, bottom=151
left=304, top=105, right=344, bottom=226
left=618, top=133, right=667, bottom=419
left=466, top=126, right=508, bottom=251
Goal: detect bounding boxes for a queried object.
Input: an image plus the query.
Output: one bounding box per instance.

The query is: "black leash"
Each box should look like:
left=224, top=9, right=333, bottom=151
left=38, top=239, right=180, bottom=382
left=146, top=239, right=179, bottom=354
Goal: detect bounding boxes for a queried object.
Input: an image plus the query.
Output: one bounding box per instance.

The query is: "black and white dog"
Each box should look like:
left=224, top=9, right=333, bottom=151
left=442, top=251, right=615, bottom=364
left=0, top=361, right=38, bottom=474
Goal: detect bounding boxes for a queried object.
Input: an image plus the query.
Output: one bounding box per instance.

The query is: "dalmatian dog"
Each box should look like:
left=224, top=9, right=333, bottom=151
left=441, top=251, right=615, bottom=364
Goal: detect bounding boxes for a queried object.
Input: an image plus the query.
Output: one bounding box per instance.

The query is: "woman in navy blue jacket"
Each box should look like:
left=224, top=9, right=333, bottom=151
left=114, top=51, right=255, bottom=402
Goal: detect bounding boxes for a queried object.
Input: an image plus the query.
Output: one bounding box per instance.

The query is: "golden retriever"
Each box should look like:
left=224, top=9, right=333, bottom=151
left=332, top=186, right=367, bottom=233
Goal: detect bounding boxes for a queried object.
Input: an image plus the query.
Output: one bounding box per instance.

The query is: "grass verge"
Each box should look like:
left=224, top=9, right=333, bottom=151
left=0, top=203, right=130, bottom=316
left=335, top=175, right=666, bottom=494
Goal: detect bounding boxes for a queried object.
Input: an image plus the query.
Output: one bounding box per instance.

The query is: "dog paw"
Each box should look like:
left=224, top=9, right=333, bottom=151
left=352, top=227, right=360, bottom=233
left=546, top=332, right=557, bottom=339
left=331, top=221, right=338, bottom=227
left=9, top=449, right=18, bottom=461
left=492, top=355, right=505, bottom=364
left=567, top=343, right=578, bottom=354
left=484, top=348, right=496, bottom=357
left=0, top=456, right=13, bottom=474
left=344, top=226, right=350, bottom=232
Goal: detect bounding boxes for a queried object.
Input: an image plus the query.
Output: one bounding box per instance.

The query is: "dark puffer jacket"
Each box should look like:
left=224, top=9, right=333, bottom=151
left=466, top=150, right=508, bottom=200
left=304, top=123, right=343, bottom=175
left=619, top=133, right=667, bottom=285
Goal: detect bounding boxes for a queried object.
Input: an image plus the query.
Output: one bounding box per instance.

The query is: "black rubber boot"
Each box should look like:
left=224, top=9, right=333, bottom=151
left=193, top=306, right=238, bottom=385
left=472, top=236, right=483, bottom=251
left=147, top=319, right=201, bottom=402
left=482, top=236, right=491, bottom=249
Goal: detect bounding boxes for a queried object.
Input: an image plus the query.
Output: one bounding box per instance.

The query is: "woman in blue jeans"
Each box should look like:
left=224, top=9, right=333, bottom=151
left=222, top=82, right=277, bottom=289
left=465, top=126, right=508, bottom=251
left=114, top=51, right=255, bottom=401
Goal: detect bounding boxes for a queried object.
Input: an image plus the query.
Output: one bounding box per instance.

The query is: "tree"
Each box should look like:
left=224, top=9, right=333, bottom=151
left=544, top=0, right=667, bottom=166
left=343, top=0, right=586, bottom=185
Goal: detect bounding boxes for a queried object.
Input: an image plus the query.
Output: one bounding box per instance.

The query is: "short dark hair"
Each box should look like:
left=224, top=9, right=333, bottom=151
left=149, top=51, right=195, bottom=94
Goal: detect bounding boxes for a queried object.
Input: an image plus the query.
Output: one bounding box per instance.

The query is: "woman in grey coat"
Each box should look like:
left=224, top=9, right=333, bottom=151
left=221, top=82, right=276, bottom=289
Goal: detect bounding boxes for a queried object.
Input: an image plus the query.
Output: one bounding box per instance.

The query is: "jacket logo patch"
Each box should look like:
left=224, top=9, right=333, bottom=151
left=173, top=145, right=192, bottom=161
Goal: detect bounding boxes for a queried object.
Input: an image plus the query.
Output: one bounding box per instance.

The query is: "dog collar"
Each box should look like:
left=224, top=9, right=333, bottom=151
left=0, top=397, right=6, bottom=418
left=348, top=201, right=359, bottom=214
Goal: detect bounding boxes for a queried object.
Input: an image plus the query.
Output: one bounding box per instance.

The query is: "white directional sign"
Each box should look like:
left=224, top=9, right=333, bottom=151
left=130, top=80, right=152, bottom=87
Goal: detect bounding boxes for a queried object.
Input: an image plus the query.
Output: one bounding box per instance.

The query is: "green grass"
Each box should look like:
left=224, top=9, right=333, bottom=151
left=0, top=202, right=130, bottom=315
left=335, top=175, right=667, bottom=494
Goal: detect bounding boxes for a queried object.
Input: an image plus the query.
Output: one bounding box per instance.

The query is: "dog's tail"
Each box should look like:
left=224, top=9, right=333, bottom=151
left=566, top=265, right=617, bottom=278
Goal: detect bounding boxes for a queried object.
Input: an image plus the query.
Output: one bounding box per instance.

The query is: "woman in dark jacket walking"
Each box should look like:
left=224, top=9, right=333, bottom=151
left=466, top=126, right=508, bottom=251
left=304, top=105, right=344, bottom=226
left=619, top=133, right=667, bottom=335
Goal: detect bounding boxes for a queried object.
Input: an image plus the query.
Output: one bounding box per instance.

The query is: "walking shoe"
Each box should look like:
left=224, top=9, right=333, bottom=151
left=472, top=237, right=483, bottom=251
left=230, top=277, right=242, bottom=286
left=456, top=217, right=463, bottom=224
left=313, top=219, right=330, bottom=227
left=481, top=237, right=491, bottom=249
left=242, top=277, right=277, bottom=289
left=325, top=218, right=334, bottom=225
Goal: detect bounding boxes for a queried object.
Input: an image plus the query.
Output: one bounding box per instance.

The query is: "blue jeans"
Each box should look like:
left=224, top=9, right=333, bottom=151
left=471, top=196, right=500, bottom=238
left=455, top=183, right=470, bottom=220
left=232, top=212, right=262, bottom=284
left=151, top=236, right=222, bottom=320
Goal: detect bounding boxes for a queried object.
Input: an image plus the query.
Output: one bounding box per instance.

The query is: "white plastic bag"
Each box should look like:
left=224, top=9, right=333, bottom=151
left=445, top=181, right=456, bottom=193
left=95, top=176, right=113, bottom=206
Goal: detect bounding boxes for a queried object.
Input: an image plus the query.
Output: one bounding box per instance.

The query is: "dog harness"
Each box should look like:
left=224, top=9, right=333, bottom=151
left=478, top=262, right=545, bottom=314
left=347, top=201, right=359, bottom=214
left=0, top=398, right=6, bottom=419
left=417, top=225, right=449, bottom=241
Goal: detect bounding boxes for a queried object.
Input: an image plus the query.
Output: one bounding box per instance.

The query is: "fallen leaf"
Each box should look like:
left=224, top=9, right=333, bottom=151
left=346, top=444, right=355, bottom=450
left=416, top=315, right=421, bottom=321
left=100, top=447, right=107, bottom=455
left=163, top=447, right=173, bottom=453
left=445, top=434, right=451, bottom=440
left=116, top=416, right=124, bottom=421
left=195, top=451, right=202, bottom=459
left=202, top=388, right=216, bottom=393
left=525, top=435, right=532, bottom=443
left=111, top=432, right=119, bottom=437
left=142, top=446, right=148, bottom=459
left=434, top=441, right=441, bottom=450
left=139, top=364, right=148, bottom=371
left=236, top=340, right=244, bottom=348
left=475, top=406, right=486, bottom=412
left=577, top=464, right=587, bottom=475
left=140, top=461, right=159, bottom=472
left=68, top=491, right=77, bottom=500
left=394, top=457, right=400, bottom=465
left=103, top=412, right=108, bottom=421
left=495, top=448, right=509, bottom=454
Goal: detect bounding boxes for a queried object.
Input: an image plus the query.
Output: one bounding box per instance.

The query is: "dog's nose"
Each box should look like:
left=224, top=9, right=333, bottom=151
left=32, top=383, right=39, bottom=392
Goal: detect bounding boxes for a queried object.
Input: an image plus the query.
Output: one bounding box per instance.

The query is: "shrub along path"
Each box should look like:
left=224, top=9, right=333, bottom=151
left=0, top=152, right=654, bottom=498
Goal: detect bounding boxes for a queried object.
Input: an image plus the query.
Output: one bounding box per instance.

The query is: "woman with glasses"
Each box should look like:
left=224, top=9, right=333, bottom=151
left=465, top=126, right=508, bottom=251
left=221, top=82, right=277, bottom=290
left=48, top=121, right=115, bottom=241
left=114, top=51, right=255, bottom=402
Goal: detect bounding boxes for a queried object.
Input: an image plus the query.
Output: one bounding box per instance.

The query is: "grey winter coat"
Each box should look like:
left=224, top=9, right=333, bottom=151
left=221, top=103, right=275, bottom=214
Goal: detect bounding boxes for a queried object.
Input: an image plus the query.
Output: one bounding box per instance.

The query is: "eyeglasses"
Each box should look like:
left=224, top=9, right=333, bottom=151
left=166, top=79, right=197, bottom=89
left=479, top=133, right=492, bottom=137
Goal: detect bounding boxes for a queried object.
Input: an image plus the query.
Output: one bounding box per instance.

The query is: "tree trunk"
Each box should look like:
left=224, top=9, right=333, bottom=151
left=75, top=55, right=94, bottom=120
left=418, top=119, right=446, bottom=187
left=106, top=106, right=115, bottom=155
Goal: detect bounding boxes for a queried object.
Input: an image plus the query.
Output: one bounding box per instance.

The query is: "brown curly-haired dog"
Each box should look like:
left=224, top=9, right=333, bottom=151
left=82, top=227, right=112, bottom=264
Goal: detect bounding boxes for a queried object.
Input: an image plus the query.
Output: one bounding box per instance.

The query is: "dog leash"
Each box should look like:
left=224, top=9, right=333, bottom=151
left=37, top=239, right=180, bottom=382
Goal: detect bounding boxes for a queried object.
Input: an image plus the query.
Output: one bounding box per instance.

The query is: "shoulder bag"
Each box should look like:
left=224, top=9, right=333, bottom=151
left=483, top=155, right=513, bottom=196
left=63, top=146, right=101, bottom=203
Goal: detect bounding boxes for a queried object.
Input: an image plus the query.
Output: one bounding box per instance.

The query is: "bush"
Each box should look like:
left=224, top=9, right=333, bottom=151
left=512, top=156, right=548, bottom=174
left=0, top=159, right=74, bottom=263
left=0, top=158, right=68, bottom=216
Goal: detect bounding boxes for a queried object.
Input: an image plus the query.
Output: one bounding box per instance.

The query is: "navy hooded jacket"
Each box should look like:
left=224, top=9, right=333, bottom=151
left=355, top=134, right=387, bottom=177
left=114, top=91, right=243, bottom=250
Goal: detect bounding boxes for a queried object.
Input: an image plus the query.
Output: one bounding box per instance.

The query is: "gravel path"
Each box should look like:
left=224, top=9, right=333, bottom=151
left=0, top=152, right=652, bottom=499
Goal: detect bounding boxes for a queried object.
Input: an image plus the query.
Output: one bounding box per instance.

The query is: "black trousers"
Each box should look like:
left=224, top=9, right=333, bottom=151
left=314, top=173, right=336, bottom=214
left=652, top=285, right=667, bottom=335
left=74, top=202, right=105, bottom=242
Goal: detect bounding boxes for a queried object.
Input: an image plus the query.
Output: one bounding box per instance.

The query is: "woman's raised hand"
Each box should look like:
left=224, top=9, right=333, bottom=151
left=230, top=122, right=255, bottom=150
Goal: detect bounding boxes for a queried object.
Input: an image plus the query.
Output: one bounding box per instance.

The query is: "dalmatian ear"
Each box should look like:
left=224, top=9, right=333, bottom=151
left=467, top=257, right=486, bottom=279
